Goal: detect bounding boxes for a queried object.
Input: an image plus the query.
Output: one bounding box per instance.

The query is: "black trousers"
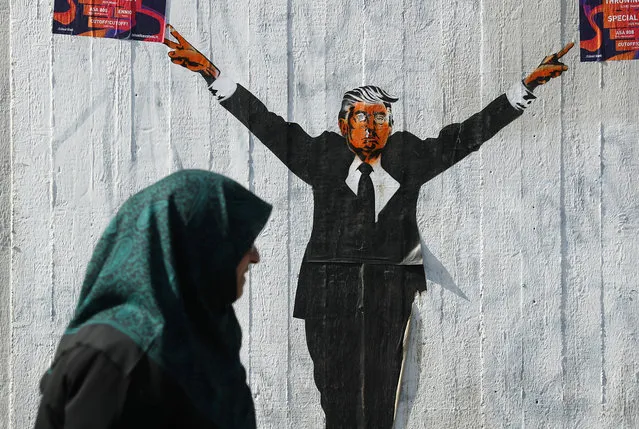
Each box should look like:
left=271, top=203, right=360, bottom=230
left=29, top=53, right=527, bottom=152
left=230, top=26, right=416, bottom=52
left=301, top=263, right=421, bottom=429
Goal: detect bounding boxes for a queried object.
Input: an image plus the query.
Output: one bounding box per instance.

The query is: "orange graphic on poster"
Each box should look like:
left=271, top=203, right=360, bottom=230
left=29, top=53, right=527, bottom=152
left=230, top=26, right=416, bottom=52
left=88, top=17, right=132, bottom=30
left=83, top=5, right=110, bottom=17
left=53, top=0, right=167, bottom=43
left=603, top=4, right=639, bottom=28
left=611, top=28, right=638, bottom=38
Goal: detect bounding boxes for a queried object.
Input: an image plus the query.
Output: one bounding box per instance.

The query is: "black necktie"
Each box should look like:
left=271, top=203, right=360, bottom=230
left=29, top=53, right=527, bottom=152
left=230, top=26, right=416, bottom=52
left=357, top=163, right=375, bottom=225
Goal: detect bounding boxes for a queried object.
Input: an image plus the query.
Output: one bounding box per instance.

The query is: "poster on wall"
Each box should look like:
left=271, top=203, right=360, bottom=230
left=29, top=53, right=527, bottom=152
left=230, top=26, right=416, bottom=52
left=52, top=0, right=168, bottom=43
left=580, top=0, right=639, bottom=61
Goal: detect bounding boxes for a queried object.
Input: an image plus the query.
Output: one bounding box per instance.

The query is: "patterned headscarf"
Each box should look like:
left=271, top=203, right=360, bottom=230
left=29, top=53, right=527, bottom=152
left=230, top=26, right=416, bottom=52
left=53, top=169, right=272, bottom=427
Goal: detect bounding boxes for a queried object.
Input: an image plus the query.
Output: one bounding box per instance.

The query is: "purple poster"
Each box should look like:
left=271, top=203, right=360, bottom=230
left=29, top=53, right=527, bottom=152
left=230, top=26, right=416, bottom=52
left=53, top=0, right=168, bottom=43
left=580, top=0, right=639, bottom=61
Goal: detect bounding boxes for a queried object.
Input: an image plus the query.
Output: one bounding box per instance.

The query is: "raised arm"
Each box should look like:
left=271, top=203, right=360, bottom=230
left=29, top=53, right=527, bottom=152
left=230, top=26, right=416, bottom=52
left=163, top=25, right=319, bottom=185
left=412, top=43, right=573, bottom=184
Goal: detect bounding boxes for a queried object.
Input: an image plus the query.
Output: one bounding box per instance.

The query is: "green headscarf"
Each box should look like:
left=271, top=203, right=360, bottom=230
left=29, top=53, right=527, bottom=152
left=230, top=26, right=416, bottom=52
left=58, top=169, right=271, bottom=427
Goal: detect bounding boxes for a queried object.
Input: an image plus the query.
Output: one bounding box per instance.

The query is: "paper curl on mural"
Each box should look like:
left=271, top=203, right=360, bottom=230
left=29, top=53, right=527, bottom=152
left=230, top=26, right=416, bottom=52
left=164, top=25, right=572, bottom=428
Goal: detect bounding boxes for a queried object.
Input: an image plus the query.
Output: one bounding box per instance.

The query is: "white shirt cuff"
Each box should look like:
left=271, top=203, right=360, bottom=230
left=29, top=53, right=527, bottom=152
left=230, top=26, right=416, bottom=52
left=506, top=81, right=537, bottom=112
left=208, top=75, right=237, bottom=101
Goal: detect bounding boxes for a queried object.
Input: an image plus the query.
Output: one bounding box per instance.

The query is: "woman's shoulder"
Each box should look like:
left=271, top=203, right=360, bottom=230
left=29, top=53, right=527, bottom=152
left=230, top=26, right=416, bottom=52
left=40, top=325, right=143, bottom=399
left=39, top=324, right=224, bottom=428
left=56, top=324, right=148, bottom=374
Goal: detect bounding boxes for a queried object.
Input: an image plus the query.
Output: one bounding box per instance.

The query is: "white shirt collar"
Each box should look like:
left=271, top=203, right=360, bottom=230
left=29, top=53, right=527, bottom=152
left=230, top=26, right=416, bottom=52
left=345, top=155, right=400, bottom=222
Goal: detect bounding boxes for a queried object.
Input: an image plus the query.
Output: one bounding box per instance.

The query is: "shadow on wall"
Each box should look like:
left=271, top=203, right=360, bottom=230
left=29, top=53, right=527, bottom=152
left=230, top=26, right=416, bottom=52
left=392, top=241, right=467, bottom=427
left=421, top=239, right=469, bottom=301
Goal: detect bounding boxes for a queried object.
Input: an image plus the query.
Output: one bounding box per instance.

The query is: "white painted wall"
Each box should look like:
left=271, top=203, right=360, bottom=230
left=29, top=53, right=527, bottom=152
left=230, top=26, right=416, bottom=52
left=5, top=0, right=639, bottom=427
left=1, top=0, right=11, bottom=426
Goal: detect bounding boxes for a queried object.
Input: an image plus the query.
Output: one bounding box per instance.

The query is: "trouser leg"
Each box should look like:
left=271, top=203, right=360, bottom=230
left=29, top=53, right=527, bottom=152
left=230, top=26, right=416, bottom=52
left=305, top=315, right=362, bottom=429
left=362, top=265, right=414, bottom=429
left=301, top=264, right=419, bottom=429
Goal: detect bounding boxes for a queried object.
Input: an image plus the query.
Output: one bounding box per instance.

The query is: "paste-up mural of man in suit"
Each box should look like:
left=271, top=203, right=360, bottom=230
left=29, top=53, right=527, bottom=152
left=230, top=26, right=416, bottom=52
left=164, top=25, right=572, bottom=429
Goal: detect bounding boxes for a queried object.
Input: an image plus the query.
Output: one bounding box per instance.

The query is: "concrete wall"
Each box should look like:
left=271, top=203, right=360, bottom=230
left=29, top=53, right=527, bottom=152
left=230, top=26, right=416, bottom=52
left=4, top=0, right=639, bottom=427
left=1, top=0, right=11, bottom=425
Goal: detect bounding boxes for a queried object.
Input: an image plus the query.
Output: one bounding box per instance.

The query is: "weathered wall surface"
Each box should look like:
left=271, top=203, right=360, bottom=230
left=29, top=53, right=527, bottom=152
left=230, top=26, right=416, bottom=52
left=5, top=0, right=639, bottom=427
left=1, top=0, right=11, bottom=425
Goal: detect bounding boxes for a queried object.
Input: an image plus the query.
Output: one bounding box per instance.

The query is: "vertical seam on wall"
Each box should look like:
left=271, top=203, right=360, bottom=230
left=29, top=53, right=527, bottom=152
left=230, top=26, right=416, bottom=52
left=559, top=0, right=569, bottom=421
left=401, top=2, right=406, bottom=137
left=104, top=37, right=117, bottom=212
left=360, top=0, right=365, bottom=85
left=285, top=0, right=293, bottom=422
left=48, top=24, right=56, bottom=363
left=436, top=0, right=447, bottom=403
left=169, top=23, right=175, bottom=174
left=438, top=0, right=446, bottom=355
left=359, top=1, right=366, bottom=421
left=247, top=0, right=254, bottom=390
left=402, top=1, right=408, bottom=134
left=130, top=46, right=137, bottom=164
left=8, top=0, right=14, bottom=423
left=598, top=64, right=607, bottom=411
left=478, top=0, right=486, bottom=424
left=518, top=38, right=525, bottom=429
left=558, top=47, right=568, bottom=429
left=396, top=4, right=408, bottom=423
left=206, top=0, right=214, bottom=173
left=439, top=0, right=446, bottom=126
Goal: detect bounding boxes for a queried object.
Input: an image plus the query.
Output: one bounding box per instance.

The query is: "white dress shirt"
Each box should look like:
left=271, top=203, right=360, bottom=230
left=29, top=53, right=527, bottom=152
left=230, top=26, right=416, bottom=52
left=344, top=156, right=400, bottom=223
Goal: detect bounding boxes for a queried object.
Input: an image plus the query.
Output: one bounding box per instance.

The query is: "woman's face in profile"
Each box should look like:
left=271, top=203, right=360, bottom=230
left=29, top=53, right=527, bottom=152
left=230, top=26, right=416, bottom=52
left=236, top=245, right=260, bottom=299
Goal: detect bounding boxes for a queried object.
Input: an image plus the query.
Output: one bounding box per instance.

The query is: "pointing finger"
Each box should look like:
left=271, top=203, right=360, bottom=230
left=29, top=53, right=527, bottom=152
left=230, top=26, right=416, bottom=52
left=547, top=64, right=568, bottom=71
left=164, top=38, right=179, bottom=49
left=556, top=42, right=575, bottom=59
left=170, top=27, right=193, bottom=50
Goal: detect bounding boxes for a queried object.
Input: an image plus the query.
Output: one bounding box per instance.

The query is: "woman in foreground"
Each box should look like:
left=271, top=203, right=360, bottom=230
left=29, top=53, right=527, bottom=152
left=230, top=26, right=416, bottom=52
left=35, top=169, right=272, bottom=429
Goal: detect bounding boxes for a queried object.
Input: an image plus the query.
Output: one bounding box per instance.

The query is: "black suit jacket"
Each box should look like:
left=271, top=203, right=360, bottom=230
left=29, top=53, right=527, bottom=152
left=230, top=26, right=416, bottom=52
left=220, top=85, right=522, bottom=317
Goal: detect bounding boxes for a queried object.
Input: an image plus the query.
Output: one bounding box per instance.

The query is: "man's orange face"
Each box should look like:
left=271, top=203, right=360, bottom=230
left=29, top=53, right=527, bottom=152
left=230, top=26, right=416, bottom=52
left=339, top=102, right=391, bottom=162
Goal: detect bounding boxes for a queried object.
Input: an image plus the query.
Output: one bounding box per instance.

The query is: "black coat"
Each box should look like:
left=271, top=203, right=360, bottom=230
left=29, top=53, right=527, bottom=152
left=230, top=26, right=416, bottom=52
left=220, top=86, right=522, bottom=318
left=35, top=325, right=220, bottom=429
